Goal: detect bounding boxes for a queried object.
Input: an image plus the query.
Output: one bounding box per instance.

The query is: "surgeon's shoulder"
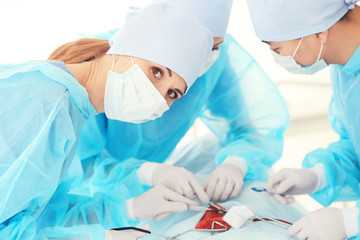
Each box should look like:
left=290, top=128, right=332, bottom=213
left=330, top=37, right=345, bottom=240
left=0, top=61, right=73, bottom=109
left=223, top=34, right=255, bottom=64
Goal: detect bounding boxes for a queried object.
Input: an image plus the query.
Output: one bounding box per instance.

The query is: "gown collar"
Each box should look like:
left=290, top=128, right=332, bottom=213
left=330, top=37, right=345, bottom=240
left=341, top=45, right=360, bottom=75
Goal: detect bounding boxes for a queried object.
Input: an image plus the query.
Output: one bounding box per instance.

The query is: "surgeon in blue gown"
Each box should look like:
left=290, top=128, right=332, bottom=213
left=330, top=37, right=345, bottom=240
left=76, top=0, right=289, bottom=206
left=246, top=0, right=360, bottom=239
left=0, top=4, right=213, bottom=240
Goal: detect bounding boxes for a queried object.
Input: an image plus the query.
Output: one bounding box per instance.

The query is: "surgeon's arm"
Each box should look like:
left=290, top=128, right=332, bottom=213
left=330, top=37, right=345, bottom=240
left=302, top=139, right=360, bottom=206
left=55, top=157, right=146, bottom=229
left=302, top=96, right=360, bottom=207
left=200, top=36, right=289, bottom=181
left=58, top=157, right=199, bottom=225
left=0, top=123, right=108, bottom=238
left=0, top=158, right=145, bottom=239
left=0, top=86, right=121, bottom=239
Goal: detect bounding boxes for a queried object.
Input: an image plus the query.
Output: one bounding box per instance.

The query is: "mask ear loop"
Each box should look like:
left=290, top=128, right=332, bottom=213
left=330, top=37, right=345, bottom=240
left=111, top=59, right=115, bottom=72
left=130, top=56, right=136, bottom=73
left=317, top=44, right=324, bottom=61
left=292, top=37, right=303, bottom=58
left=130, top=56, right=135, bottom=66
left=111, top=56, right=136, bottom=72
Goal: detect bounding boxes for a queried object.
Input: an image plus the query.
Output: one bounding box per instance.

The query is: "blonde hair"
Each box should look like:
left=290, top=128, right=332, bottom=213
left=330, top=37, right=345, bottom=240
left=48, top=38, right=110, bottom=64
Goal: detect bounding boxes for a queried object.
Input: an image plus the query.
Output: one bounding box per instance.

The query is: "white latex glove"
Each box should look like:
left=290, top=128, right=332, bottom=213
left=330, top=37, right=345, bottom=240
left=132, top=184, right=199, bottom=221
left=152, top=164, right=210, bottom=204
left=105, top=225, right=150, bottom=240
left=288, top=208, right=347, bottom=240
left=203, top=162, right=244, bottom=202
left=266, top=168, right=318, bottom=204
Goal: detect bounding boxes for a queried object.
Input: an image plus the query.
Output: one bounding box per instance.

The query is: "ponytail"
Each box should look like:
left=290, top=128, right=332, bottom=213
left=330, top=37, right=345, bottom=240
left=48, top=38, right=110, bottom=64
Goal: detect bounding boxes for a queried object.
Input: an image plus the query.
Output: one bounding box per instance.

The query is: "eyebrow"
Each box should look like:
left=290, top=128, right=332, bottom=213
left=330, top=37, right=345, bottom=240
left=165, top=67, right=187, bottom=97
left=166, top=67, right=172, bottom=77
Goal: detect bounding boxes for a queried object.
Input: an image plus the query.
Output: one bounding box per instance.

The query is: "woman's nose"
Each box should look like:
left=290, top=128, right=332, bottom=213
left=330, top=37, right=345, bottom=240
left=154, top=85, right=173, bottom=106
left=156, top=86, right=168, bottom=99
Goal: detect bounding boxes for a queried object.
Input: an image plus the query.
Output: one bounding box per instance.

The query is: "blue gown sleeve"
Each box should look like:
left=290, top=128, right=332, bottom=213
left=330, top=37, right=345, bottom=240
left=303, top=95, right=360, bottom=206
left=199, top=36, right=289, bottom=181
left=43, top=154, right=147, bottom=231
left=0, top=70, right=104, bottom=239
left=303, top=139, right=360, bottom=207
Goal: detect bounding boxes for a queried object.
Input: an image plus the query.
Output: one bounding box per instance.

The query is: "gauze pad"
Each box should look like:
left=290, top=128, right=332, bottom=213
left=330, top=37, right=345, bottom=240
left=223, top=206, right=254, bottom=229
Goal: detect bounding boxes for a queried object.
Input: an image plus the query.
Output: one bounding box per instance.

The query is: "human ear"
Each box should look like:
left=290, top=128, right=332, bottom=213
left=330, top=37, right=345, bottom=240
left=316, top=31, right=328, bottom=45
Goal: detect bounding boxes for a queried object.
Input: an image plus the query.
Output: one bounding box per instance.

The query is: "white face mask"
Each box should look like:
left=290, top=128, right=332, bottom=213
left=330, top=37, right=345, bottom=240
left=104, top=57, right=169, bottom=123
left=199, top=48, right=220, bottom=76
left=272, top=37, right=328, bottom=75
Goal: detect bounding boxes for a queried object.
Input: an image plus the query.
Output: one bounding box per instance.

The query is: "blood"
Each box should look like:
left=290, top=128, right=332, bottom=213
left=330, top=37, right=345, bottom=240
left=195, top=204, right=231, bottom=230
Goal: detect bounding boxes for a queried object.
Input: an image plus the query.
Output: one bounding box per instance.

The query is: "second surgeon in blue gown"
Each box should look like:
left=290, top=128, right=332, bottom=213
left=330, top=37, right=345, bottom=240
left=77, top=0, right=289, bottom=203
left=246, top=0, right=360, bottom=239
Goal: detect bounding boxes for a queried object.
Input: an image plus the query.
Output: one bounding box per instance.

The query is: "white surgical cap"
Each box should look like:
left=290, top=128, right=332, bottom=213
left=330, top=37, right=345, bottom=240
left=107, top=3, right=213, bottom=89
left=246, top=0, right=359, bottom=42
left=170, top=0, right=233, bottom=38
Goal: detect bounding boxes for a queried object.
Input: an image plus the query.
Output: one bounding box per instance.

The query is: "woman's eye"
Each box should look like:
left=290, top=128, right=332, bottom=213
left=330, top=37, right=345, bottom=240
left=168, top=90, right=178, bottom=99
left=152, top=67, right=163, bottom=79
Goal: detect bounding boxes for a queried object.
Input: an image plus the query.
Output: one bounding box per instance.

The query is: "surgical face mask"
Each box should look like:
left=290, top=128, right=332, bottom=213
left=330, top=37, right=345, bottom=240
left=199, top=48, right=220, bottom=76
left=271, top=38, right=328, bottom=75
left=104, top=57, right=169, bottom=123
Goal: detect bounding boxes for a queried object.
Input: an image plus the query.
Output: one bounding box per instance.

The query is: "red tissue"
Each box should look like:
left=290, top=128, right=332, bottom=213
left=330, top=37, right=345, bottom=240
left=195, top=203, right=231, bottom=230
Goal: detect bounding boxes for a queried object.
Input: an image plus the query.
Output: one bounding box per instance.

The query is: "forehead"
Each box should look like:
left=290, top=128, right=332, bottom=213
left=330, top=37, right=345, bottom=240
left=268, top=39, right=300, bottom=47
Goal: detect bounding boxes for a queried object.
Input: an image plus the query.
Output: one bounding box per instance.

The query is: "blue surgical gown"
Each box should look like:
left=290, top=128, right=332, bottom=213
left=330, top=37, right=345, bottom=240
left=0, top=61, right=125, bottom=239
left=36, top=151, right=145, bottom=234
left=302, top=47, right=360, bottom=239
left=77, top=33, right=289, bottom=181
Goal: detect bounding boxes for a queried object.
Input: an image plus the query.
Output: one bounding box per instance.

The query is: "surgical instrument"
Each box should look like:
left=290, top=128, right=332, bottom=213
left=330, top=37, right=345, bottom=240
left=189, top=205, right=211, bottom=212
left=112, top=227, right=176, bottom=240
left=113, top=224, right=228, bottom=240
left=171, top=221, right=228, bottom=239
left=209, top=202, right=227, bottom=214
left=251, top=187, right=284, bottom=195
left=252, top=214, right=292, bottom=229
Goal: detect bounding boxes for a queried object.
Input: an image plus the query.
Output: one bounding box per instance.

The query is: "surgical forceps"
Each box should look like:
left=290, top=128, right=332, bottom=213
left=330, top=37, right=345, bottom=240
left=112, top=227, right=176, bottom=240
left=112, top=221, right=228, bottom=240
left=251, top=214, right=292, bottom=229
left=170, top=221, right=228, bottom=240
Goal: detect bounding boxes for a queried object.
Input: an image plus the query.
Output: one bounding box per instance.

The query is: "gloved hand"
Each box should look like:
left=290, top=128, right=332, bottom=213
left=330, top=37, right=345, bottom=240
left=105, top=225, right=150, bottom=240
left=152, top=164, right=210, bottom=204
left=132, top=184, right=199, bottom=221
left=203, top=162, right=244, bottom=202
left=266, top=168, right=318, bottom=204
left=288, top=208, right=346, bottom=240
